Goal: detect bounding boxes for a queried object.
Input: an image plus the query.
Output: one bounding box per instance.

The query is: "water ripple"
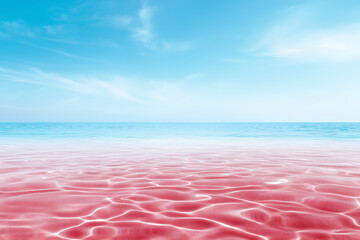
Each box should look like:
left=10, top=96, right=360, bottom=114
left=0, top=143, right=360, bottom=239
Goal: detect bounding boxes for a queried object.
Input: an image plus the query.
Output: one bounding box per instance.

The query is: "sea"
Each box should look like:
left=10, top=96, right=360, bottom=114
left=1, top=122, right=360, bottom=141
left=0, top=122, right=360, bottom=240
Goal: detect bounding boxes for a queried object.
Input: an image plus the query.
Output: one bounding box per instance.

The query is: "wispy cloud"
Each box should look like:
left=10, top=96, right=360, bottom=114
left=112, top=16, right=133, bottom=27
left=0, top=66, right=204, bottom=104
left=221, top=58, right=246, bottom=63
left=133, top=6, right=155, bottom=47
left=40, top=36, right=80, bottom=44
left=89, top=78, right=141, bottom=102
left=0, top=19, right=78, bottom=45
left=183, top=73, right=204, bottom=81
left=0, top=67, right=141, bottom=102
left=264, top=24, right=360, bottom=61
left=21, top=41, right=95, bottom=62
left=0, top=19, right=35, bottom=38
left=254, top=5, right=360, bottom=62
left=146, top=73, right=204, bottom=101
left=107, top=4, right=192, bottom=52
left=43, top=25, right=64, bottom=35
left=162, top=41, right=193, bottom=52
left=91, top=39, right=119, bottom=48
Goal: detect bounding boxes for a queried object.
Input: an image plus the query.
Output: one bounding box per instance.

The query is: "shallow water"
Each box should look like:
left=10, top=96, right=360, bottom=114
left=1, top=140, right=360, bottom=240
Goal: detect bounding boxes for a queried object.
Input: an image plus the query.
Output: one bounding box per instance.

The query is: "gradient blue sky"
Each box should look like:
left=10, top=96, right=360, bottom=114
left=1, top=0, right=360, bottom=122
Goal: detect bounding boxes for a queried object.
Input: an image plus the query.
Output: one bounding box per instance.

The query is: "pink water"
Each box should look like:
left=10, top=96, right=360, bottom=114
left=1, top=141, right=360, bottom=240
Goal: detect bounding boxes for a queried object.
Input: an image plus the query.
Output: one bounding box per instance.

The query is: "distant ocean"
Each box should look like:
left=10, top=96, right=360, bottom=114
left=0, top=122, right=360, bottom=142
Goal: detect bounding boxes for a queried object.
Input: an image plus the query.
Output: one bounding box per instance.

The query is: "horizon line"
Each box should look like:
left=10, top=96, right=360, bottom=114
left=0, top=121, right=359, bottom=124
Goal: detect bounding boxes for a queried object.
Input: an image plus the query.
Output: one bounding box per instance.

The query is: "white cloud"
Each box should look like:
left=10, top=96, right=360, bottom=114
left=0, top=19, right=77, bottom=45
left=147, top=81, right=183, bottom=101
left=184, top=73, right=203, bottom=81
left=102, top=6, right=154, bottom=47
left=254, top=3, right=360, bottom=62
left=41, top=37, right=80, bottom=44
left=112, top=16, right=133, bottom=28
left=133, top=6, right=155, bottom=47
left=0, top=67, right=21, bottom=74
left=43, top=25, right=64, bottom=35
left=30, top=68, right=92, bottom=92
left=0, top=20, right=35, bottom=37
left=145, top=73, right=205, bottom=101
left=88, top=78, right=142, bottom=102
left=21, top=41, right=95, bottom=61
left=265, top=24, right=360, bottom=61
left=0, top=66, right=204, bottom=104
left=91, top=39, right=119, bottom=48
left=162, top=41, right=193, bottom=52
left=108, top=5, right=192, bottom=52
left=0, top=67, right=141, bottom=102
left=221, top=58, right=245, bottom=63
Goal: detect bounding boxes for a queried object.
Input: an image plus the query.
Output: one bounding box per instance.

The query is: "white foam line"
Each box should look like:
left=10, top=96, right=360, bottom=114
left=88, top=226, right=117, bottom=237
left=339, top=213, right=360, bottom=228
left=52, top=221, right=87, bottom=239
left=312, top=186, right=360, bottom=199
left=189, top=202, right=261, bottom=214
left=46, top=233, right=71, bottom=240
left=107, top=209, right=135, bottom=221
left=104, top=203, right=268, bottom=238
left=296, top=229, right=356, bottom=234
left=83, top=204, right=112, bottom=218
left=0, top=188, right=60, bottom=194
left=313, top=183, right=360, bottom=188
left=225, top=196, right=325, bottom=214
left=265, top=179, right=288, bottom=184
left=119, top=193, right=211, bottom=203
left=294, top=232, right=301, bottom=240
left=111, top=219, right=203, bottom=232
left=190, top=185, right=260, bottom=192
left=150, top=182, right=160, bottom=186
left=63, top=183, right=196, bottom=191
left=118, top=219, right=269, bottom=239
left=356, top=199, right=360, bottom=207
left=106, top=197, right=116, bottom=204
left=258, top=198, right=346, bottom=213
left=52, top=216, right=121, bottom=238
left=237, top=208, right=270, bottom=225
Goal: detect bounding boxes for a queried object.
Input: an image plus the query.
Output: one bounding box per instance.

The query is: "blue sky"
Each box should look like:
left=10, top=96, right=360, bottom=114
left=1, top=0, right=360, bottom=122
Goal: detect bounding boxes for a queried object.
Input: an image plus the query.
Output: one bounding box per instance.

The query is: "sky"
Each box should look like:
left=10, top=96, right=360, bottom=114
left=1, top=0, right=360, bottom=122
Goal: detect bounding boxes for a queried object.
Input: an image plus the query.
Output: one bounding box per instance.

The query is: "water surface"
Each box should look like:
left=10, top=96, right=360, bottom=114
left=0, top=123, right=360, bottom=240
